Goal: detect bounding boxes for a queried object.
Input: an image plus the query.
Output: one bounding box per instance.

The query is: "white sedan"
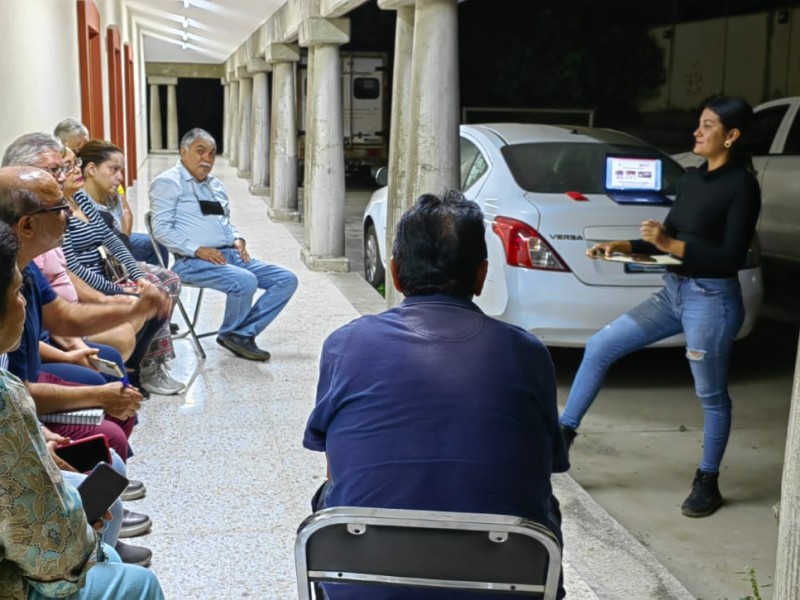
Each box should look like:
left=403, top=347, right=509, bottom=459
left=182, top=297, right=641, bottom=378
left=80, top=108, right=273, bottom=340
left=363, top=123, right=763, bottom=347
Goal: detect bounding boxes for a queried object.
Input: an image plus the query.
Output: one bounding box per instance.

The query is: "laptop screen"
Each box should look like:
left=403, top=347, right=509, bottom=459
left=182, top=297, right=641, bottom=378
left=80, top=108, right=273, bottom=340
left=605, top=156, right=662, bottom=192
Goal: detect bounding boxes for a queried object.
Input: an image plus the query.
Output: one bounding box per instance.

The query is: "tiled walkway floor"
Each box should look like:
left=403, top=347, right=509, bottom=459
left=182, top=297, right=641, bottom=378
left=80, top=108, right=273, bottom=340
left=124, top=155, right=691, bottom=599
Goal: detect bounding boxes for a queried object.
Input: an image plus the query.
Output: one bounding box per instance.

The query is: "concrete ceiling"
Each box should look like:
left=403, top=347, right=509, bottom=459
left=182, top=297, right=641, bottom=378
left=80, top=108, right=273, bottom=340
left=128, top=0, right=286, bottom=63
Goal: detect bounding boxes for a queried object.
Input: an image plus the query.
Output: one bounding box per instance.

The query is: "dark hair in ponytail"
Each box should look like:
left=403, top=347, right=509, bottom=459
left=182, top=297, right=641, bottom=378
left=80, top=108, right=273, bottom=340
left=704, top=96, right=755, bottom=172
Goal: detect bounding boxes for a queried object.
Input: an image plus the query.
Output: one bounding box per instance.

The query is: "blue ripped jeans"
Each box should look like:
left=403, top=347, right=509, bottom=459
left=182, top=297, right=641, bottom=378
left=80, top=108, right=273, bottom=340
left=560, top=273, right=744, bottom=473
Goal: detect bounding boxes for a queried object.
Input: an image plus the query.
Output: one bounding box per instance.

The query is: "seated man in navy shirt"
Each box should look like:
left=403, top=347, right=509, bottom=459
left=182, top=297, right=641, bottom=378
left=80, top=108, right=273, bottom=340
left=303, top=190, right=568, bottom=599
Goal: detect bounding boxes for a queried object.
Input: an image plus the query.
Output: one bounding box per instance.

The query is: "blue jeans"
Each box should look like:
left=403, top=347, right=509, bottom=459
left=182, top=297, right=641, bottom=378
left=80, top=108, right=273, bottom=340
left=129, top=232, right=169, bottom=267
left=27, top=544, right=163, bottom=599
left=560, top=273, right=744, bottom=473
left=172, top=248, right=298, bottom=338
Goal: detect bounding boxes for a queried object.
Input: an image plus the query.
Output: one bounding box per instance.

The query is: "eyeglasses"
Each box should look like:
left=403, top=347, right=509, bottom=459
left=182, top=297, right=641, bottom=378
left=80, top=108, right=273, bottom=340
left=42, top=158, right=82, bottom=179
left=61, top=158, right=83, bottom=174
left=29, top=200, right=72, bottom=217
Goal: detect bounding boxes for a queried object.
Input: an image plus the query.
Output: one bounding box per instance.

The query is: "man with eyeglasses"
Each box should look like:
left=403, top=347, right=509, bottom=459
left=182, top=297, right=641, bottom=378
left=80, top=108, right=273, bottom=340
left=0, top=134, right=170, bottom=567
left=150, top=128, right=298, bottom=361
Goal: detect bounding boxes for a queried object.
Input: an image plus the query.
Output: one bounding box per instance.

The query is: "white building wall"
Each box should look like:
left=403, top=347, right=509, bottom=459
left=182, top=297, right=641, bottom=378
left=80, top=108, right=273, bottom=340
left=723, top=13, right=768, bottom=105
left=643, top=9, right=796, bottom=112
left=788, top=8, right=800, bottom=96
left=0, top=0, right=82, bottom=154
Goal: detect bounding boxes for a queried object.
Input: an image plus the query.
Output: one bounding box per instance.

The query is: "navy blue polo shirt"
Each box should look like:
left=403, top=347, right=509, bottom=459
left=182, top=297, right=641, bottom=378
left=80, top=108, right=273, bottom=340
left=304, top=294, right=568, bottom=600
left=8, top=264, right=56, bottom=383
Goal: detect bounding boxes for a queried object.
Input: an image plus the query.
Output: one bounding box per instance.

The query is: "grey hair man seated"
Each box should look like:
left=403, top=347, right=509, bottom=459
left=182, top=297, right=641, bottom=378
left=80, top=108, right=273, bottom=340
left=149, top=128, right=298, bottom=361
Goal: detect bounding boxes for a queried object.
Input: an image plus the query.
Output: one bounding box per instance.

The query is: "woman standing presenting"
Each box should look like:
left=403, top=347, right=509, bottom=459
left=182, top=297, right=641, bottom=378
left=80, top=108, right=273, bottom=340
left=559, top=96, right=761, bottom=518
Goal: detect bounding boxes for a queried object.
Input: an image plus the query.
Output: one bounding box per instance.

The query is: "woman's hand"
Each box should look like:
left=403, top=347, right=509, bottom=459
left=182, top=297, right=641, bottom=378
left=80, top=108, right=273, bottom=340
left=586, top=240, right=632, bottom=259
left=41, top=426, right=77, bottom=472
left=640, top=219, right=670, bottom=251
left=64, top=347, right=99, bottom=369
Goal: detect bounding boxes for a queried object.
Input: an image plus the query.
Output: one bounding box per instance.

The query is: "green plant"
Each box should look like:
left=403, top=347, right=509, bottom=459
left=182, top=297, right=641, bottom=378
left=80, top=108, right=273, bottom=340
left=739, top=565, right=763, bottom=600
left=376, top=283, right=385, bottom=298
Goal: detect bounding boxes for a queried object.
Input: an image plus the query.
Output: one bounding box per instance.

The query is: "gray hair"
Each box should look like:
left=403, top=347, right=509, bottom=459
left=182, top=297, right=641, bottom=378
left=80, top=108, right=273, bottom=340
left=180, top=128, right=217, bottom=151
left=53, top=118, right=89, bottom=144
left=2, top=133, right=63, bottom=167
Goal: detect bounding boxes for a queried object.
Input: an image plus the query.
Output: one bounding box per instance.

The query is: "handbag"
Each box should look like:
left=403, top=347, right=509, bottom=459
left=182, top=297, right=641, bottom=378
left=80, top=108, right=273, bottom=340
left=96, top=245, right=129, bottom=284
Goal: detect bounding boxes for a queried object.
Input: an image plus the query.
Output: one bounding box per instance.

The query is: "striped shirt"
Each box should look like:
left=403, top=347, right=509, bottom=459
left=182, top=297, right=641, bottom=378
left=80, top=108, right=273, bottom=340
left=62, top=190, right=144, bottom=294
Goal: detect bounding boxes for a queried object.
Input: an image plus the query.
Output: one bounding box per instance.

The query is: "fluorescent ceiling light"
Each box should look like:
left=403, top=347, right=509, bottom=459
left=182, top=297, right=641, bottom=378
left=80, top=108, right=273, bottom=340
left=183, top=0, right=190, bottom=8
left=182, top=31, right=188, bottom=41
left=182, top=17, right=189, bottom=28
left=182, top=42, right=187, bottom=49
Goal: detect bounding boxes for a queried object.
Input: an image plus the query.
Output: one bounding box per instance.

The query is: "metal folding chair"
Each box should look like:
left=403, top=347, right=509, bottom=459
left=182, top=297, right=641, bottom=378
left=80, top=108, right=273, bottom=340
left=143, top=211, right=218, bottom=360
left=295, top=506, right=562, bottom=599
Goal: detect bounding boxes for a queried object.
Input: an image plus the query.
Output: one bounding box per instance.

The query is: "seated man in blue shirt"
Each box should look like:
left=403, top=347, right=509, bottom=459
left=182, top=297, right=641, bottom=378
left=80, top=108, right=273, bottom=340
left=149, top=128, right=298, bottom=361
left=303, top=190, right=568, bottom=599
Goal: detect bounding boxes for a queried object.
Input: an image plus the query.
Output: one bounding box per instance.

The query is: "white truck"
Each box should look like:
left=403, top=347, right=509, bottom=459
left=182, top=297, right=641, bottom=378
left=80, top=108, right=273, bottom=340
left=673, top=97, right=800, bottom=262
left=298, top=51, right=388, bottom=180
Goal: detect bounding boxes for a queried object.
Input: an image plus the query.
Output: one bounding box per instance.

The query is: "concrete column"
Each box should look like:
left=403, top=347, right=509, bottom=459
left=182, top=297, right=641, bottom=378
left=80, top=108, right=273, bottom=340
left=265, top=43, right=300, bottom=222
left=229, top=78, right=240, bottom=167
left=166, top=82, right=179, bottom=151
left=222, top=79, right=231, bottom=157
left=379, top=1, right=416, bottom=307
left=237, top=67, right=253, bottom=179
left=407, top=0, right=460, bottom=198
left=298, top=17, right=351, bottom=273
left=148, top=83, right=162, bottom=151
left=248, top=59, right=271, bottom=196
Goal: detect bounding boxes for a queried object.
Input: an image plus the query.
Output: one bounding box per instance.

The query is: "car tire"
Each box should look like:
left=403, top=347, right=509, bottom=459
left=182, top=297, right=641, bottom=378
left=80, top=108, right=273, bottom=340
left=364, top=224, right=385, bottom=289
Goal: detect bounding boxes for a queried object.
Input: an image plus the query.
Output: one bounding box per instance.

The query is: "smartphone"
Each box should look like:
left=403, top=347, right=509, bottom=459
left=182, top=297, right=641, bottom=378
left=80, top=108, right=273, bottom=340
left=55, top=434, right=111, bottom=473
left=77, top=462, right=129, bottom=523
left=88, top=356, right=124, bottom=379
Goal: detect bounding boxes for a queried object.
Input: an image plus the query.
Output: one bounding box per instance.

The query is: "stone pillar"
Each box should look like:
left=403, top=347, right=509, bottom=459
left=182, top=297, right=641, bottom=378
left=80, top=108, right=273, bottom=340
left=148, top=83, right=162, bottom=151
left=166, top=82, right=179, bottom=151
left=379, top=1, right=416, bottom=307
left=229, top=78, right=240, bottom=167
left=248, top=59, right=271, bottom=196
left=265, top=43, right=300, bottom=222
left=408, top=0, right=460, bottom=198
left=222, top=78, right=231, bottom=157
left=298, top=17, right=351, bottom=273
left=237, top=67, right=253, bottom=179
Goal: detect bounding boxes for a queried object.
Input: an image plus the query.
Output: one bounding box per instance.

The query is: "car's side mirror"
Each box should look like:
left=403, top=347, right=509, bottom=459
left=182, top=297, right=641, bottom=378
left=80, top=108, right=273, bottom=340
left=375, top=166, right=388, bottom=187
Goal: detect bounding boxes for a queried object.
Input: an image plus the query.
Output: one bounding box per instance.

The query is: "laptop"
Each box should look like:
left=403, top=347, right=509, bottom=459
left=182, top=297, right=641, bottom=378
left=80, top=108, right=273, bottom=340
left=605, top=155, right=671, bottom=205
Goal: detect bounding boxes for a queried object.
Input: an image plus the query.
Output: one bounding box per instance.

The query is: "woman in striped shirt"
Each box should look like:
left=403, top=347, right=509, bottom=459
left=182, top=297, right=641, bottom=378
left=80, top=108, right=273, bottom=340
left=62, top=142, right=184, bottom=396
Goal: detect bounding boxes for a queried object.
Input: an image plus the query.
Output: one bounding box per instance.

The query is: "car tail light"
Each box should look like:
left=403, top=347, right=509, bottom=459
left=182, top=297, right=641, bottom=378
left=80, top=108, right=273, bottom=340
left=491, top=216, right=569, bottom=271
left=565, top=191, right=588, bottom=201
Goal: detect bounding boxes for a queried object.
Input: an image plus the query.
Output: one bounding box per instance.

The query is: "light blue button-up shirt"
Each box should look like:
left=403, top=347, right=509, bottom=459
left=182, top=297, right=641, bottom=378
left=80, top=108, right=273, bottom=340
left=149, top=160, right=242, bottom=257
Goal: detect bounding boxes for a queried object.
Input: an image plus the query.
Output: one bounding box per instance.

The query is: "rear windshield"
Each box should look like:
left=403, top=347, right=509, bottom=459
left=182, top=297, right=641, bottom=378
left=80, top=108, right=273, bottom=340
left=501, top=142, right=685, bottom=195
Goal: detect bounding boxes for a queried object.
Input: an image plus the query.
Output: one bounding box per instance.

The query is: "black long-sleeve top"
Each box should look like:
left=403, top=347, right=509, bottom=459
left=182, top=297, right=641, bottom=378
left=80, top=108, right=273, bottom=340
left=630, top=161, right=761, bottom=278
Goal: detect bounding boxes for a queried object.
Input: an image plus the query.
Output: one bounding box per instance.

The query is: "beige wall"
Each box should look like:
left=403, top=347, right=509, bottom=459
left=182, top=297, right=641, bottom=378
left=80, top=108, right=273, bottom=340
left=642, top=10, right=799, bottom=112
left=0, top=0, right=82, bottom=155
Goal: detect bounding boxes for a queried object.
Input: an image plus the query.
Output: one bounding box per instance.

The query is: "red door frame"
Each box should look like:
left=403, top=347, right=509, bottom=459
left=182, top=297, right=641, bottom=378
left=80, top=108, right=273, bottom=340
left=107, top=26, right=124, bottom=149
left=124, top=44, right=138, bottom=185
left=77, top=0, right=104, bottom=139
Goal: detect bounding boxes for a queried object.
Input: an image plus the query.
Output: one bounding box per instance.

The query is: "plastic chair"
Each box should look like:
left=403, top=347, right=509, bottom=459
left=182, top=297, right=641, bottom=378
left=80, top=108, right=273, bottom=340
left=143, top=211, right=218, bottom=360
left=295, top=506, right=561, bottom=599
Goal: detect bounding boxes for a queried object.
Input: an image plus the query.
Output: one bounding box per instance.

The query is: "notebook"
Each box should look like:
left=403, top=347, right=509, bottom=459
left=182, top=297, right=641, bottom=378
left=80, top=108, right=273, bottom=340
left=39, top=408, right=105, bottom=427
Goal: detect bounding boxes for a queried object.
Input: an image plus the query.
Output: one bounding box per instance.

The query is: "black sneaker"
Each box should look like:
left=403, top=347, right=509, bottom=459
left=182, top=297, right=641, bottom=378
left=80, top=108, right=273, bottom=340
left=681, top=469, right=723, bottom=518
left=121, top=479, right=146, bottom=502
left=216, top=333, right=271, bottom=361
left=119, top=509, right=153, bottom=538
left=115, top=541, right=152, bottom=568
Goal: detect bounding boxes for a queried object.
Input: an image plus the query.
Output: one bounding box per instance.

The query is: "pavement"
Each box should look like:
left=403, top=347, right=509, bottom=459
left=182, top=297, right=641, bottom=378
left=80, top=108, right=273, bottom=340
left=126, top=155, right=794, bottom=599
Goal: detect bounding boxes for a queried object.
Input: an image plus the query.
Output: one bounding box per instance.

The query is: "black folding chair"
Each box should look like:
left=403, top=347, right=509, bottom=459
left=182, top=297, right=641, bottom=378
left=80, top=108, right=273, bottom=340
left=295, top=506, right=561, bottom=599
left=144, top=211, right=219, bottom=360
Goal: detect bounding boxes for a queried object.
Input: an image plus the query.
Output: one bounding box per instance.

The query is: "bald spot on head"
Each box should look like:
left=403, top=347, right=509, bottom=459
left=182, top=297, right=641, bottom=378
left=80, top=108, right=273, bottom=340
left=0, top=165, right=61, bottom=206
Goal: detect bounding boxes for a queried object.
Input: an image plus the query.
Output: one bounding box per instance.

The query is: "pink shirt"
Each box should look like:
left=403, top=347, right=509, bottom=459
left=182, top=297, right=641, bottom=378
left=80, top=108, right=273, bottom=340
left=33, top=248, right=79, bottom=304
